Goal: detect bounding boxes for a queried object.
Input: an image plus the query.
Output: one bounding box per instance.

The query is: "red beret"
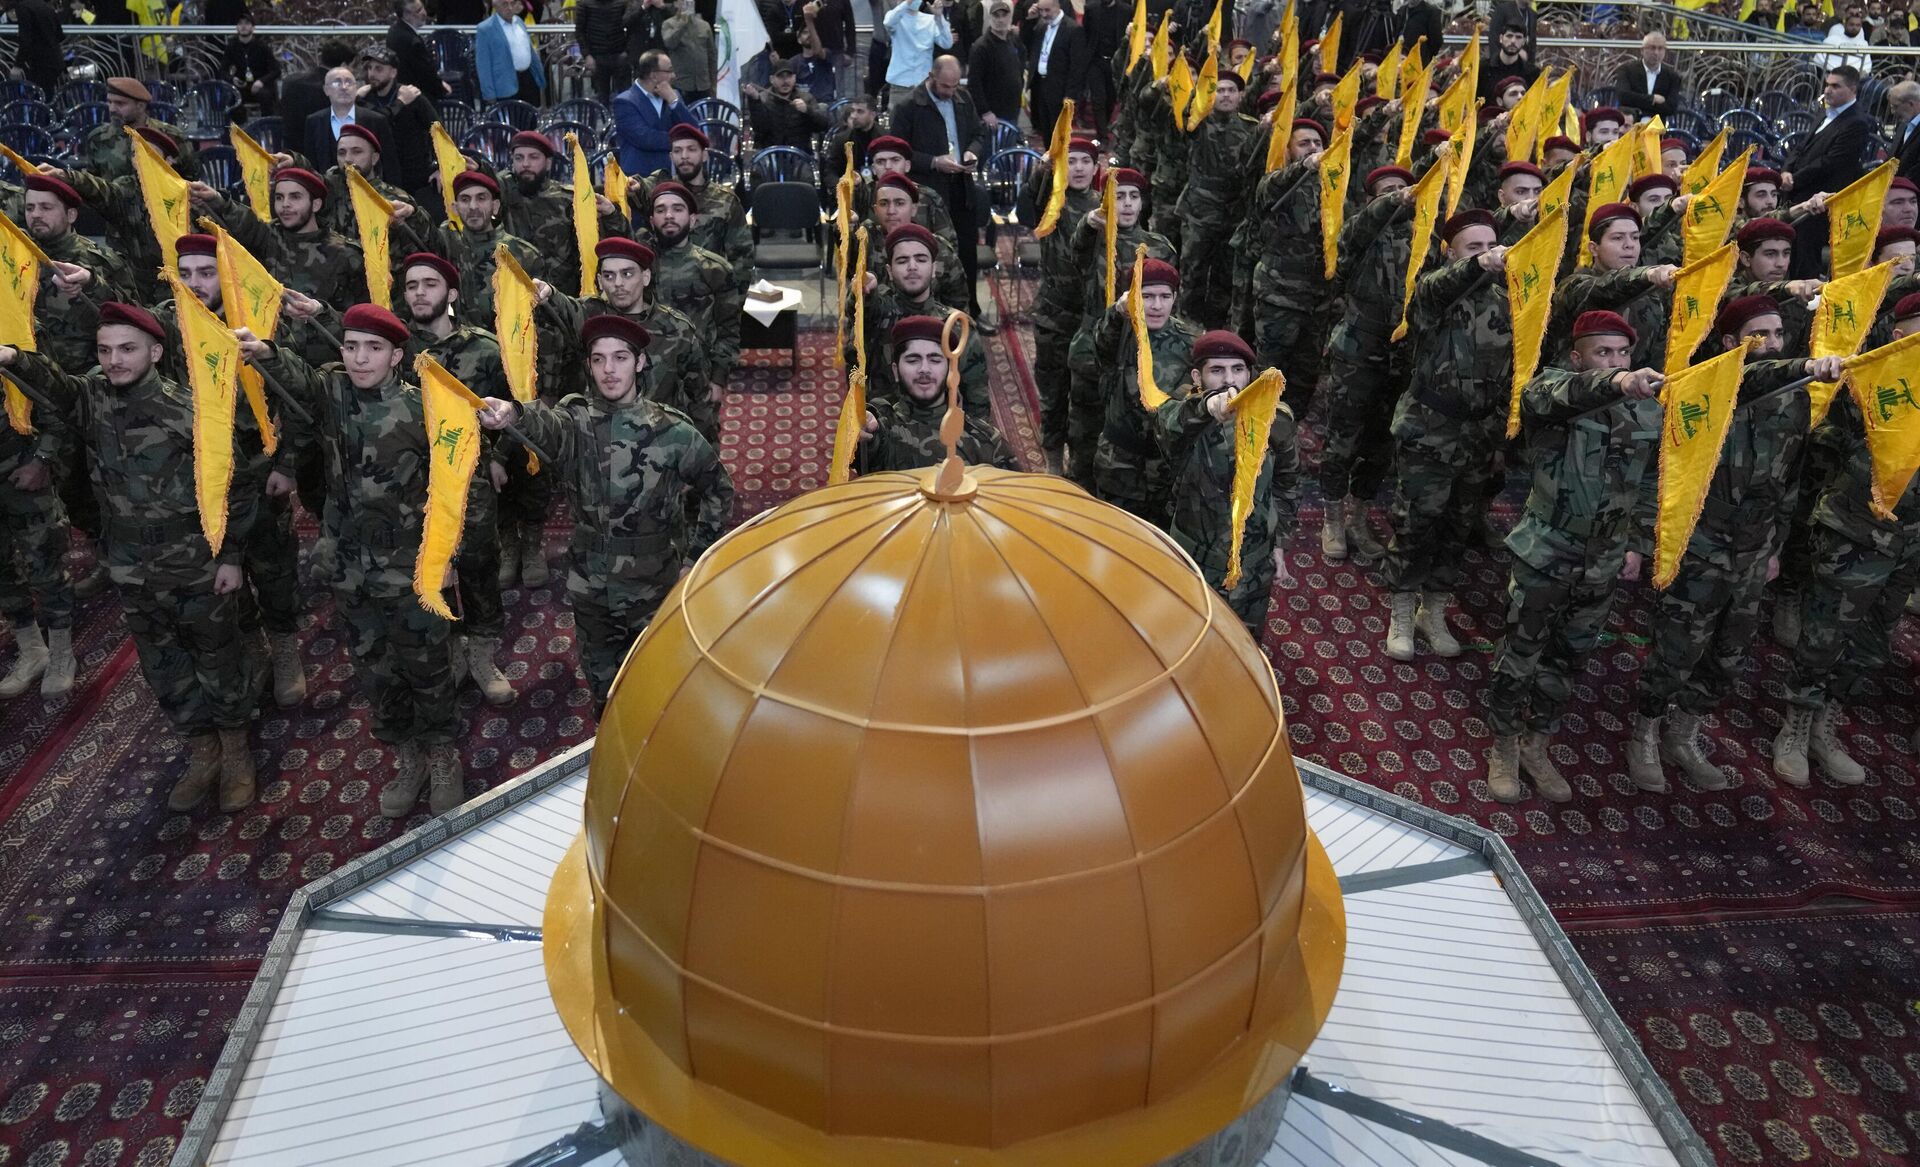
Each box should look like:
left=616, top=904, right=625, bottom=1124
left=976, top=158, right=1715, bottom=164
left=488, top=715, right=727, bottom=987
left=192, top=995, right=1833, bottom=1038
left=885, top=222, right=939, bottom=257
left=1744, top=167, right=1781, bottom=188
left=1736, top=217, right=1795, bottom=249
left=341, top=303, right=409, bottom=345
left=400, top=251, right=459, bottom=285
left=1571, top=310, right=1636, bottom=343
left=338, top=123, right=382, bottom=151
left=511, top=129, right=557, bottom=156
left=1366, top=165, right=1414, bottom=190
left=581, top=313, right=651, bottom=353
left=1494, top=74, right=1526, bottom=93
left=876, top=171, right=920, bottom=200
left=1109, top=166, right=1147, bottom=190
left=666, top=123, right=708, bottom=149
left=175, top=233, right=217, bottom=259
left=1582, top=107, right=1624, bottom=130
left=1442, top=208, right=1498, bottom=242
left=1355, top=95, right=1386, bottom=115
left=1311, top=71, right=1339, bottom=87
left=1191, top=329, right=1255, bottom=365
left=1542, top=134, right=1578, bottom=154
left=1626, top=173, right=1678, bottom=199
left=889, top=314, right=946, bottom=349
left=1498, top=160, right=1544, bottom=183
left=272, top=167, right=326, bottom=198
left=1894, top=292, right=1920, bottom=321
left=1421, top=127, right=1452, bottom=146
left=648, top=179, right=695, bottom=209
left=1294, top=118, right=1328, bottom=139
left=1255, top=88, right=1284, bottom=113
left=452, top=169, right=500, bottom=196
left=1137, top=257, right=1179, bottom=291
left=1660, top=137, right=1688, bottom=154
left=1876, top=227, right=1920, bottom=254
left=1228, top=38, right=1254, bottom=51
left=23, top=173, right=80, bottom=207
left=1067, top=136, right=1098, bottom=156
left=134, top=126, right=177, bottom=155
left=1715, top=293, right=1782, bottom=339
left=98, top=301, right=164, bottom=341
left=595, top=237, right=655, bottom=267
left=1586, top=201, right=1641, bottom=241
left=1358, top=50, right=1382, bottom=63
left=1893, top=178, right=1920, bottom=197
left=1477, top=105, right=1503, bottom=125
left=867, top=135, right=912, bottom=160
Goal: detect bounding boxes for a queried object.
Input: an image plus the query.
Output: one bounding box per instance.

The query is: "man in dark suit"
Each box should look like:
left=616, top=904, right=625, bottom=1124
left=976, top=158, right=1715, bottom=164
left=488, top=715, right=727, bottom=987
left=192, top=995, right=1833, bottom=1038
left=1889, top=78, right=1920, bottom=182
left=1024, top=0, right=1088, bottom=149
left=1398, top=0, right=1445, bottom=58
left=1616, top=31, right=1682, bottom=117
left=1784, top=65, right=1873, bottom=277
left=612, top=49, right=698, bottom=177
left=303, top=67, right=401, bottom=185
left=890, top=54, right=992, bottom=324
left=280, top=40, right=359, bottom=146
left=388, top=0, right=451, bottom=98
left=7, top=0, right=63, bottom=96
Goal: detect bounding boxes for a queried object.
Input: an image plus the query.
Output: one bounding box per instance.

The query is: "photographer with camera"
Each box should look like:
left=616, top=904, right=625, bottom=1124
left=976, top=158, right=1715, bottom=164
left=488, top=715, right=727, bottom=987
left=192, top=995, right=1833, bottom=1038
left=883, top=0, right=957, bottom=105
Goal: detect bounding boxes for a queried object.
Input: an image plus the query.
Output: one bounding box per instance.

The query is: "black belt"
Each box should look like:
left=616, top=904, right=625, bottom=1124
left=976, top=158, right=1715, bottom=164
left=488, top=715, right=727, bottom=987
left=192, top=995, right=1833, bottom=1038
left=575, top=530, right=673, bottom=557
left=342, top=520, right=420, bottom=552
left=105, top=513, right=202, bottom=546
left=1414, top=385, right=1497, bottom=423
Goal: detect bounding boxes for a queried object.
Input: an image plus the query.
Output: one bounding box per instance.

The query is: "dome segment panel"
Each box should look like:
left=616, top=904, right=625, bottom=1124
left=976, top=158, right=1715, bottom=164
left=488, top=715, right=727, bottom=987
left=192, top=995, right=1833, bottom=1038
left=970, top=719, right=1136, bottom=884
left=701, top=702, right=863, bottom=875
left=982, top=866, right=1154, bottom=1032
left=826, top=885, right=991, bottom=1037
left=836, top=729, right=985, bottom=886
left=1093, top=686, right=1237, bottom=854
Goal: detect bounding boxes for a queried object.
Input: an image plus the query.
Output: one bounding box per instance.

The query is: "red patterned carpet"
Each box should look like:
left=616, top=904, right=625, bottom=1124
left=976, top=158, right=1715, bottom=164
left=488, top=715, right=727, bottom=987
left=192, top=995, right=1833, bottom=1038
left=2, top=315, right=1919, bottom=1164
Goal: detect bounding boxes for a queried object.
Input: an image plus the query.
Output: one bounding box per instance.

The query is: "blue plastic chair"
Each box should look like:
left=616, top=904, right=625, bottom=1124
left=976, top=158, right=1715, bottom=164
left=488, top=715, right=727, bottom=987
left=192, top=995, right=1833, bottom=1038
left=0, top=80, right=45, bottom=105
left=53, top=80, right=104, bottom=108
left=749, top=145, right=817, bottom=187
left=540, top=119, right=597, bottom=155
left=689, top=97, right=743, bottom=128
left=461, top=122, right=518, bottom=167
left=0, top=124, right=55, bottom=156
left=544, top=98, right=611, bottom=134
left=437, top=103, right=478, bottom=139
left=0, top=100, right=54, bottom=127
left=197, top=144, right=241, bottom=192
left=482, top=99, right=541, bottom=131
left=242, top=115, right=286, bottom=152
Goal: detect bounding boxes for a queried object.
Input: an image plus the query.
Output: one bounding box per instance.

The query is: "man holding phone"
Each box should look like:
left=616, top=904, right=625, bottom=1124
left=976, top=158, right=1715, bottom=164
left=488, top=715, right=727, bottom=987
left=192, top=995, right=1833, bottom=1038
left=888, top=53, right=993, bottom=328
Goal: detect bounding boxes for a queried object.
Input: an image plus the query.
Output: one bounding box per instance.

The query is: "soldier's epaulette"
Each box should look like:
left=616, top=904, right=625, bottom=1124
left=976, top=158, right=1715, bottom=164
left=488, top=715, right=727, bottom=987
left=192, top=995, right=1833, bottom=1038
left=652, top=400, right=701, bottom=428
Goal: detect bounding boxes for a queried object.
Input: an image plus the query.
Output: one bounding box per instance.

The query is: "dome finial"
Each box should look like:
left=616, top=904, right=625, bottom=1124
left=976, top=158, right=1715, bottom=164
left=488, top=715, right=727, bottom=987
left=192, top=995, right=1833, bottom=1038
left=926, top=309, right=977, bottom=501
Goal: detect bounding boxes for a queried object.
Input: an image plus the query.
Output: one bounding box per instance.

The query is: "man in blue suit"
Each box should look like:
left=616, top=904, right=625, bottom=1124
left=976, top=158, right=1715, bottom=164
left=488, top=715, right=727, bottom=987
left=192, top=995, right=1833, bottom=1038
left=477, top=0, right=546, bottom=103
left=614, top=50, right=699, bottom=178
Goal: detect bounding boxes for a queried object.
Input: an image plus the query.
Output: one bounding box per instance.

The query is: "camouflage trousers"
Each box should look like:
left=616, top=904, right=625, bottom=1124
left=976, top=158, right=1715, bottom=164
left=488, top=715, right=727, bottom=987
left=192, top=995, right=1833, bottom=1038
left=1384, top=445, right=1491, bottom=595
left=334, top=555, right=457, bottom=746
left=1788, top=525, right=1920, bottom=710
left=1067, top=367, right=1106, bottom=491
left=1486, top=551, right=1624, bottom=735
left=1773, top=439, right=1842, bottom=598
left=1095, top=435, right=1170, bottom=527
left=572, top=576, right=673, bottom=709
left=1177, top=223, right=1236, bottom=330
left=0, top=475, right=73, bottom=630
left=119, top=566, right=258, bottom=736
left=1195, top=551, right=1275, bottom=643
left=1319, top=348, right=1400, bottom=502
left=497, top=443, right=557, bottom=531
left=1254, top=304, right=1327, bottom=424
left=232, top=487, right=301, bottom=635
left=1032, top=295, right=1077, bottom=452
left=1637, top=545, right=1771, bottom=718
left=455, top=484, right=504, bottom=640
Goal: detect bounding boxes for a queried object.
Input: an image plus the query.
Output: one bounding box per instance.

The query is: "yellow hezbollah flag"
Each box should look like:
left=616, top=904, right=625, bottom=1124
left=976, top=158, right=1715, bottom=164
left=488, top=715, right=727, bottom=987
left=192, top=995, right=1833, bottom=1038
left=1453, top=24, right=1481, bottom=109
left=1150, top=13, right=1171, bottom=81
left=229, top=123, right=276, bottom=223
left=129, top=127, right=189, bottom=270
left=1537, top=161, right=1577, bottom=222
left=493, top=244, right=538, bottom=406
left=413, top=354, right=486, bottom=619
left=603, top=153, right=632, bottom=220
left=1654, top=340, right=1754, bottom=589
left=1319, top=12, right=1342, bottom=74
left=1237, top=45, right=1255, bottom=84
left=1320, top=123, right=1354, bottom=280
left=1829, top=160, right=1895, bottom=278
left=1127, top=244, right=1162, bottom=409
left=1034, top=100, right=1076, bottom=237
left=1505, top=70, right=1550, bottom=164
left=1682, top=145, right=1751, bottom=267
left=1392, top=160, right=1448, bottom=341
left=431, top=121, right=469, bottom=231
left=165, top=269, right=242, bottom=558
left=346, top=166, right=396, bottom=310
left=1126, top=0, right=1148, bottom=72
left=1435, top=64, right=1474, bottom=138
left=1186, top=43, right=1219, bottom=133
left=1330, top=58, right=1362, bottom=137
left=1536, top=69, right=1572, bottom=163
left=1578, top=132, right=1637, bottom=267
left=1809, top=260, right=1897, bottom=426
left=1375, top=41, right=1402, bottom=99
left=1844, top=330, right=1920, bottom=518
left=1395, top=45, right=1428, bottom=169
left=1445, top=96, right=1479, bottom=220
left=0, top=211, right=46, bottom=355
left=1225, top=367, right=1286, bottom=588
left=1103, top=170, right=1119, bottom=304
left=1265, top=81, right=1298, bottom=173
left=1681, top=127, right=1729, bottom=195
left=834, top=148, right=855, bottom=367
left=827, top=226, right=871, bottom=485
left=1505, top=206, right=1570, bottom=438
left=1631, top=115, right=1665, bottom=179
left=568, top=132, right=599, bottom=296
left=1168, top=52, right=1195, bottom=131
left=1204, top=0, right=1223, bottom=46
left=1665, top=242, right=1740, bottom=377
left=2, top=376, right=27, bottom=435
left=209, top=220, right=284, bottom=456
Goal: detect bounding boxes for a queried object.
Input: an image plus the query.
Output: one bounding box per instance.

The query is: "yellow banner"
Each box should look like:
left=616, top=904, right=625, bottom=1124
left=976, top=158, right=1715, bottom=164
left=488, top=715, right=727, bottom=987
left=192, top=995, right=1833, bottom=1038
left=346, top=166, right=396, bottom=310
left=828, top=226, right=871, bottom=486
left=1375, top=41, right=1402, bottom=99
left=1102, top=170, right=1118, bottom=305
left=604, top=153, right=632, bottom=221
left=1505, top=206, right=1570, bottom=438
left=1810, top=260, right=1897, bottom=426
left=1186, top=43, right=1219, bottom=133
left=1504, top=70, right=1550, bottom=164
left=1665, top=242, right=1739, bottom=377
left=1578, top=132, right=1637, bottom=267
left=568, top=132, right=599, bottom=296
left=129, top=127, right=189, bottom=270
left=1654, top=340, right=1754, bottom=588
left=431, top=121, right=469, bottom=233
left=1435, top=67, right=1473, bottom=139
left=1330, top=58, right=1362, bottom=137
left=1632, top=115, right=1665, bottom=179
left=413, top=353, right=486, bottom=619
left=229, top=123, right=276, bottom=223
left=1829, top=160, right=1895, bottom=279
left=210, top=220, right=285, bottom=455
left=1537, top=69, right=1572, bottom=164
left=1265, top=82, right=1298, bottom=173
left=0, top=211, right=43, bottom=355
left=2, top=376, right=27, bottom=434
left=1395, top=46, right=1428, bottom=169
left=834, top=147, right=854, bottom=368
left=1319, top=13, right=1342, bottom=74
left=1127, top=244, right=1161, bottom=409
left=1537, top=162, right=1576, bottom=223
left=1204, top=0, right=1222, bottom=45
left=1033, top=100, right=1075, bottom=237
left=1453, top=24, right=1481, bottom=110
left=1445, top=96, right=1479, bottom=220
left=1126, top=0, right=1147, bottom=71
left=1681, top=145, right=1750, bottom=268
left=1680, top=127, right=1728, bottom=195
left=493, top=244, right=538, bottom=405
left=1150, top=13, right=1171, bottom=81
left=1225, top=367, right=1285, bottom=588
left=851, top=225, right=869, bottom=372
left=1168, top=52, right=1194, bottom=132
left=1392, top=160, right=1448, bottom=341
left=166, top=268, right=242, bottom=558
left=1320, top=123, right=1354, bottom=280
left=1844, top=330, right=1920, bottom=519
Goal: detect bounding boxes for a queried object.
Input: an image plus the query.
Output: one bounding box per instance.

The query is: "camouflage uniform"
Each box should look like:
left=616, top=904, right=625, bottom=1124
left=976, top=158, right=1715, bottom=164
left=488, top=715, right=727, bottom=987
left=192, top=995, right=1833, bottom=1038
left=61, top=171, right=169, bottom=302
left=859, top=391, right=1018, bottom=474
left=862, top=218, right=970, bottom=309
left=208, top=193, right=371, bottom=305
left=1154, top=389, right=1301, bottom=638
left=1174, top=107, right=1261, bottom=328
left=510, top=392, right=733, bottom=704
left=1247, top=158, right=1332, bottom=421
left=257, top=344, right=459, bottom=747
left=649, top=237, right=742, bottom=381
left=1549, top=265, right=1671, bottom=374
left=1148, top=90, right=1189, bottom=249
left=1640, top=202, right=1683, bottom=266
left=1485, top=367, right=1661, bottom=736
left=321, top=166, right=415, bottom=242
left=540, top=289, right=718, bottom=438
left=16, top=353, right=256, bottom=733
left=845, top=284, right=990, bottom=417
left=851, top=175, right=959, bottom=250
left=1321, top=192, right=1415, bottom=503
left=644, top=172, right=753, bottom=292
left=425, top=222, right=545, bottom=324
left=1065, top=214, right=1176, bottom=488
left=406, top=323, right=507, bottom=640
left=1013, top=166, right=1100, bottom=452
left=34, top=230, right=137, bottom=371
left=0, top=403, right=72, bottom=638
left=499, top=171, right=581, bottom=289
left=81, top=118, right=199, bottom=182
left=1091, top=304, right=1202, bottom=523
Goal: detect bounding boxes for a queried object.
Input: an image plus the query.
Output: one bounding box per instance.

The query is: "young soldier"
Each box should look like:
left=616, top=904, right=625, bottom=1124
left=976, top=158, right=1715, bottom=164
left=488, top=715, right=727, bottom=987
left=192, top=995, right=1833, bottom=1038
left=1549, top=203, right=1679, bottom=370
left=859, top=315, right=1018, bottom=473
left=645, top=181, right=743, bottom=388
left=191, top=167, right=371, bottom=305
left=849, top=224, right=990, bottom=414
left=426, top=170, right=545, bottom=322
left=1092, top=257, right=1202, bottom=523
left=865, top=172, right=968, bottom=308
left=1014, top=134, right=1101, bottom=473
left=651, top=124, right=752, bottom=292
left=1175, top=69, right=1261, bottom=328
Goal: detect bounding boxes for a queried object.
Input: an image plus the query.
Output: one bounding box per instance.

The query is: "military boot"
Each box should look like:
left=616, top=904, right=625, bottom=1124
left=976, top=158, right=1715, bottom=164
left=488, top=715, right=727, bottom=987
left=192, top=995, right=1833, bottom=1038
left=217, top=726, right=256, bottom=812
left=379, top=743, right=428, bottom=818
left=1772, top=705, right=1814, bottom=787
left=1810, top=703, right=1866, bottom=785
left=268, top=633, right=306, bottom=707
left=497, top=522, right=520, bottom=588
left=1487, top=734, right=1524, bottom=802
left=427, top=744, right=466, bottom=815
left=1416, top=594, right=1462, bottom=657
left=1320, top=509, right=1348, bottom=560
left=1661, top=711, right=1728, bottom=790
left=1345, top=497, right=1386, bottom=560
left=69, top=552, right=106, bottom=599
left=1043, top=446, right=1065, bottom=476
left=467, top=637, right=513, bottom=705
left=41, top=628, right=74, bottom=699
left=1773, top=592, right=1801, bottom=648
left=167, top=734, right=223, bottom=811
left=1384, top=592, right=1417, bottom=660
left=0, top=624, right=48, bottom=698
left=519, top=528, right=551, bottom=588
left=1518, top=733, right=1571, bottom=802
left=1626, top=714, right=1667, bottom=793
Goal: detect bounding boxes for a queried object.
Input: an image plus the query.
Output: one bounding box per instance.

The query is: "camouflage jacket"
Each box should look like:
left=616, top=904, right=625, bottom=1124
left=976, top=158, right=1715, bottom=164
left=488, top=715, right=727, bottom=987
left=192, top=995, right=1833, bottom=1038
left=1810, top=407, right=1920, bottom=554
left=649, top=237, right=741, bottom=375
left=643, top=172, right=753, bottom=293
left=210, top=193, right=371, bottom=305
left=1125, top=73, right=1174, bottom=174
left=851, top=175, right=958, bottom=250
left=1249, top=159, right=1326, bottom=306
left=1640, top=202, right=1683, bottom=266
left=1154, top=389, right=1300, bottom=573
left=321, top=166, right=415, bottom=241
left=405, top=322, right=509, bottom=399
left=844, top=284, right=990, bottom=417
left=1066, top=215, right=1177, bottom=345
left=36, top=229, right=135, bottom=371
left=82, top=119, right=199, bottom=183
left=1326, top=194, right=1416, bottom=363
left=1012, top=168, right=1100, bottom=307
left=1091, top=304, right=1203, bottom=459
left=1508, top=366, right=1662, bottom=571
left=1176, top=109, right=1262, bottom=227
left=1111, top=57, right=1154, bottom=166
left=1685, top=355, right=1814, bottom=569
left=1150, top=98, right=1191, bottom=214
left=512, top=391, right=733, bottom=597
left=425, top=222, right=545, bottom=324
left=1550, top=265, right=1670, bottom=372
left=61, top=170, right=167, bottom=301
left=498, top=171, right=579, bottom=282
left=1724, top=279, right=1815, bottom=354
left=861, top=219, right=969, bottom=310
left=1865, top=273, right=1920, bottom=352
left=12, top=355, right=240, bottom=578
left=539, top=289, right=716, bottom=435
left=1393, top=254, right=1513, bottom=454
left=859, top=390, right=1017, bottom=474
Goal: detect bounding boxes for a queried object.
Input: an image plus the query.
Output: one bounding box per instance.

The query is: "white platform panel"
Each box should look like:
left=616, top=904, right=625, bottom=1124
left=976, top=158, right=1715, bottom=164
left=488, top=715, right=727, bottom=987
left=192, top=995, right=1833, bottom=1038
left=1301, top=784, right=1475, bottom=877
left=1263, top=1095, right=1482, bottom=1167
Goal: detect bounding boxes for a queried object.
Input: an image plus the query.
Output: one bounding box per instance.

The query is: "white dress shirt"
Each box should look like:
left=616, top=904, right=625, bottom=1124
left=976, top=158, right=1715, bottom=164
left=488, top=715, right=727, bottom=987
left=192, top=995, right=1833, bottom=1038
left=1038, top=13, right=1063, bottom=76
left=501, top=14, right=534, bottom=71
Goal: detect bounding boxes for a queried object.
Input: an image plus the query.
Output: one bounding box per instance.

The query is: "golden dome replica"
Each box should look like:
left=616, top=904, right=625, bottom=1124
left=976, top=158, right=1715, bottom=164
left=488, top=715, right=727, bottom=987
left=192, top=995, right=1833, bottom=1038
left=541, top=460, right=1347, bottom=1167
